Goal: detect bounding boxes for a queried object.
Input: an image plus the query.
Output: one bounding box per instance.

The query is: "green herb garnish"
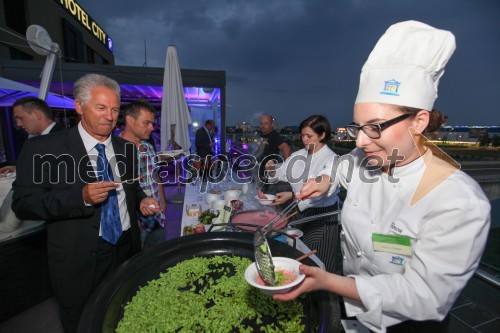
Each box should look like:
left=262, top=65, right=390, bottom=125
left=274, top=271, right=292, bottom=286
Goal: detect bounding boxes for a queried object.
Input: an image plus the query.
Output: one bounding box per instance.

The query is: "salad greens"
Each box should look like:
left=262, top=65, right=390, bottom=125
left=116, top=255, right=305, bottom=333
left=198, top=209, right=219, bottom=225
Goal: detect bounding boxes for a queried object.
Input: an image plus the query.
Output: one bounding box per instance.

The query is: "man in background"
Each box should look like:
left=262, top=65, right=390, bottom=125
left=256, top=114, right=291, bottom=182
left=0, top=97, right=63, bottom=173
left=195, top=119, right=215, bottom=178
left=120, top=99, right=166, bottom=248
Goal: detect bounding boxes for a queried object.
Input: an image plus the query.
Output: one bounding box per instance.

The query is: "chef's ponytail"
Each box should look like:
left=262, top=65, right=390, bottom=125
left=396, top=106, right=446, bottom=134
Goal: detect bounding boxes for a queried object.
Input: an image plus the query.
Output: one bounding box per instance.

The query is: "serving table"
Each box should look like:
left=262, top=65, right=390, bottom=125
left=179, top=178, right=325, bottom=269
left=157, top=150, right=189, bottom=204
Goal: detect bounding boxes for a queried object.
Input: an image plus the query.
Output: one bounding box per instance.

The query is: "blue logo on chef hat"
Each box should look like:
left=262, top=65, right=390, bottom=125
left=390, top=256, right=404, bottom=265
left=380, top=79, right=400, bottom=96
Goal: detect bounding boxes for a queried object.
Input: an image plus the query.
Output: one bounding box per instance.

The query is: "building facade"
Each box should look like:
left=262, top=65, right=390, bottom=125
left=0, top=0, right=114, bottom=64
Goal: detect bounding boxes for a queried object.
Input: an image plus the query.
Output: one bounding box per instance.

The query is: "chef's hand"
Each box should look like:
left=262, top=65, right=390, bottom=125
left=140, top=197, right=160, bottom=216
left=274, top=264, right=361, bottom=302
left=272, top=265, right=330, bottom=301
left=269, top=191, right=293, bottom=206
left=296, top=175, right=331, bottom=200
left=83, top=181, right=119, bottom=205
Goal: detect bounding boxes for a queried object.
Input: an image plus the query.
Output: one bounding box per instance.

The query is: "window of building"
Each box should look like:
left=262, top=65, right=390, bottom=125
left=3, top=0, right=27, bottom=34
left=85, top=45, right=95, bottom=64
left=9, top=47, right=33, bottom=60
left=62, top=19, right=84, bottom=63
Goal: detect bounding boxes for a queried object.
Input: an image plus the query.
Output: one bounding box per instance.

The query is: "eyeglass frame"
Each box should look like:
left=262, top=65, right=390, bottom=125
left=345, top=113, right=413, bottom=139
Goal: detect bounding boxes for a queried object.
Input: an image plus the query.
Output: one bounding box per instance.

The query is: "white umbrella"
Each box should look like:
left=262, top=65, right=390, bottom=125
left=160, top=45, right=192, bottom=151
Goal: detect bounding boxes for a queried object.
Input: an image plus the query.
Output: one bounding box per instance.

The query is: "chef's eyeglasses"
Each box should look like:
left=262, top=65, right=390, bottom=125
left=345, top=113, right=412, bottom=139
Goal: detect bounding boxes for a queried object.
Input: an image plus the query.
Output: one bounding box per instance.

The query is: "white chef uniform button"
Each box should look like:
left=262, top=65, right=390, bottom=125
left=353, top=201, right=359, bottom=206
left=343, top=256, right=347, bottom=260
left=371, top=219, right=376, bottom=224
left=340, top=230, right=345, bottom=235
left=356, top=251, right=362, bottom=257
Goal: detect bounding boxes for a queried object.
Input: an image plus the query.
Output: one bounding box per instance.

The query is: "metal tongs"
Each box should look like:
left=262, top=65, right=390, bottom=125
left=253, top=199, right=300, bottom=286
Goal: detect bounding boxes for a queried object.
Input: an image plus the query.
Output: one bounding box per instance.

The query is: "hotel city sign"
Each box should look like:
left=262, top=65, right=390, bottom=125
left=54, top=0, right=113, bottom=52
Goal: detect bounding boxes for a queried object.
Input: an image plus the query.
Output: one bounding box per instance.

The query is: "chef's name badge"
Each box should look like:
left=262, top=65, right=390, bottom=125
left=372, top=233, right=412, bottom=256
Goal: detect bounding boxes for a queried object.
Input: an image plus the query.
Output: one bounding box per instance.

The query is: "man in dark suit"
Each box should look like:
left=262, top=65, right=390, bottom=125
left=0, top=97, right=63, bottom=173
left=12, top=74, right=160, bottom=332
left=11, top=96, right=63, bottom=136
left=195, top=119, right=215, bottom=178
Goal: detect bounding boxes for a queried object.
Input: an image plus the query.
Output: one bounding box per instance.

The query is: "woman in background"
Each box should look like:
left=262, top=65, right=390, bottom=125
left=266, top=115, right=341, bottom=273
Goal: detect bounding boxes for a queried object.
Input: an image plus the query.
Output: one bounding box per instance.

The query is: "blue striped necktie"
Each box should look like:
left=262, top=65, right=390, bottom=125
left=95, top=143, right=122, bottom=245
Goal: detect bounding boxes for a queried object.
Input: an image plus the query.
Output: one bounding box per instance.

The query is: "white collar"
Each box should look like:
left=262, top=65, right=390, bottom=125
left=78, top=122, right=113, bottom=153
left=41, top=122, right=56, bottom=135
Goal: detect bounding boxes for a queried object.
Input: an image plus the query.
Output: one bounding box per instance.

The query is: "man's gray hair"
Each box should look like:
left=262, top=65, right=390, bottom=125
left=73, top=74, right=121, bottom=107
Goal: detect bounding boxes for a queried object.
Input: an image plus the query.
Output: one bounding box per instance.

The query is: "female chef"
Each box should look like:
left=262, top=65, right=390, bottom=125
left=266, top=115, right=341, bottom=273
left=273, top=21, right=491, bottom=333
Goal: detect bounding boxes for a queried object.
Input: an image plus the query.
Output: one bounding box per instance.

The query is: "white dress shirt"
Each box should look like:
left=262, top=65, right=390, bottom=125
left=78, top=123, right=131, bottom=233
left=40, top=122, right=56, bottom=135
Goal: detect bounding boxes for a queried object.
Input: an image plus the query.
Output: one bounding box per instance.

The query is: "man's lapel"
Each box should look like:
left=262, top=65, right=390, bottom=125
left=64, top=126, right=95, bottom=184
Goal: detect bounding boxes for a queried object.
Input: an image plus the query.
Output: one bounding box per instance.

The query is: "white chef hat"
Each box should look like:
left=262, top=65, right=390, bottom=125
left=355, top=20, right=456, bottom=111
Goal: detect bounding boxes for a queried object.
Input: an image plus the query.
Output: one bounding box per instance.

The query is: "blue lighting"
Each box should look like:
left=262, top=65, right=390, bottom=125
left=107, top=37, right=113, bottom=52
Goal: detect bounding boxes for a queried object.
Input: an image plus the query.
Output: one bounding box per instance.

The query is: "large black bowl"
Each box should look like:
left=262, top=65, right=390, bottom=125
left=78, top=232, right=341, bottom=333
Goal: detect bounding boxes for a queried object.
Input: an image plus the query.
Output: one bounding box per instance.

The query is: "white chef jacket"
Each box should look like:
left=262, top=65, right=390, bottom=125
left=270, top=145, right=339, bottom=211
left=320, top=148, right=490, bottom=332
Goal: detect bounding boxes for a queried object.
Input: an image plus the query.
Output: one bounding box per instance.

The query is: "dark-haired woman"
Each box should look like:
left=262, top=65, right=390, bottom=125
left=266, top=115, right=341, bottom=273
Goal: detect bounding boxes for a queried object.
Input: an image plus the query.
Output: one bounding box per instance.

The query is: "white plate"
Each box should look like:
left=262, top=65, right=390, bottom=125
left=160, top=149, right=186, bottom=155
left=254, top=194, right=276, bottom=206
left=0, top=171, right=16, bottom=180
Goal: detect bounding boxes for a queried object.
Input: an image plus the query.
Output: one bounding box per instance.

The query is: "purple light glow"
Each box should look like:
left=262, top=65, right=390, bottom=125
left=37, top=82, right=220, bottom=107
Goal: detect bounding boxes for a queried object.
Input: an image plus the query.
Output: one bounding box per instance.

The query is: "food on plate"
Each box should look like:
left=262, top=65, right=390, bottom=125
left=231, top=210, right=289, bottom=231
left=183, top=226, right=194, bottom=236
left=255, top=194, right=276, bottom=206
left=116, top=255, right=305, bottom=332
left=193, top=223, right=206, bottom=233
left=198, top=209, right=219, bottom=225
left=230, top=199, right=243, bottom=213
left=257, top=188, right=268, bottom=199
left=256, top=269, right=297, bottom=287
left=284, top=229, right=304, bottom=239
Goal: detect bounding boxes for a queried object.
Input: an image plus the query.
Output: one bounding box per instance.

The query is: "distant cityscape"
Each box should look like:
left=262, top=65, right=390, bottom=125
left=227, top=122, right=500, bottom=148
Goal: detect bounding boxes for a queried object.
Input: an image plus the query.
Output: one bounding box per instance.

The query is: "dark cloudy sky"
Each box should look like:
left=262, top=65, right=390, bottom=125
left=78, top=0, right=499, bottom=128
